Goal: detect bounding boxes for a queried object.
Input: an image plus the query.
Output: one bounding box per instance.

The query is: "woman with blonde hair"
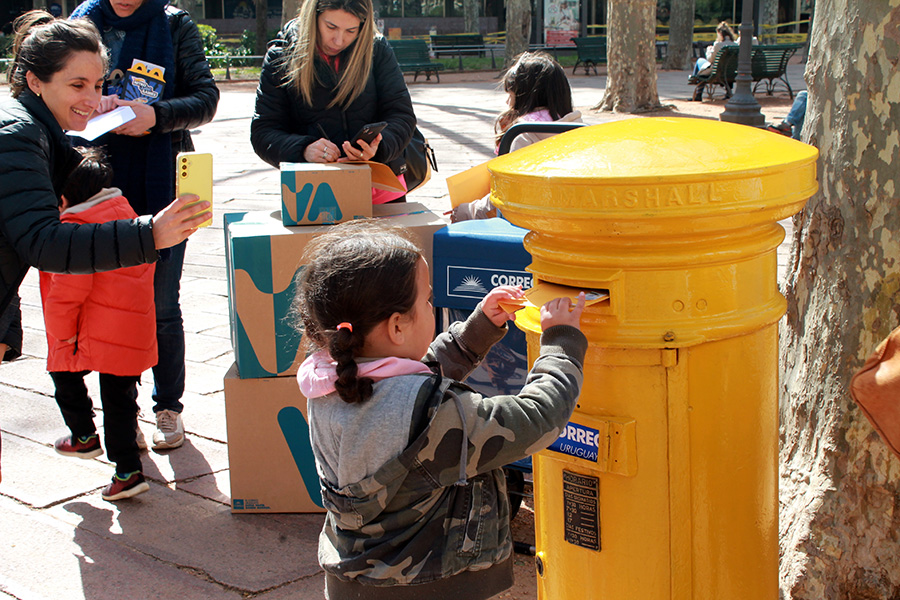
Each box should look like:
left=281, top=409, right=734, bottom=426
left=690, top=20, right=737, bottom=100
left=251, top=0, right=416, bottom=203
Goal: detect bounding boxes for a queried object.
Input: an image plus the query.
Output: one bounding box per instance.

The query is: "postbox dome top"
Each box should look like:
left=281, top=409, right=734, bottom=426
left=488, top=117, right=818, bottom=184
left=487, top=117, right=818, bottom=235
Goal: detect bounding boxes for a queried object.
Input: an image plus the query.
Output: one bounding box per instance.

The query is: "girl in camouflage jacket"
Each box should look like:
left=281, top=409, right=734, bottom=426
left=294, top=220, right=588, bottom=600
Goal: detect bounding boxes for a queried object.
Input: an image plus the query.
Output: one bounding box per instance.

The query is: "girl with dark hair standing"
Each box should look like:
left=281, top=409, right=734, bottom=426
left=71, top=0, right=220, bottom=451
left=251, top=0, right=416, bottom=204
left=452, top=51, right=582, bottom=221
left=294, top=220, right=587, bottom=599
left=0, top=10, right=207, bottom=481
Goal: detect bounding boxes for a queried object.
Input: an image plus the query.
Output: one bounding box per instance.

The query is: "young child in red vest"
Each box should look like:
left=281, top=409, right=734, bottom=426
left=41, top=147, right=157, bottom=501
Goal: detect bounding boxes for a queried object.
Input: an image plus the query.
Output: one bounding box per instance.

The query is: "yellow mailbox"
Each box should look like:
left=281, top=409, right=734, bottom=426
left=489, top=118, right=817, bottom=599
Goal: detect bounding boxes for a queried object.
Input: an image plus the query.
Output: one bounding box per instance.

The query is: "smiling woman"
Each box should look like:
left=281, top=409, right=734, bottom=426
left=0, top=9, right=210, bottom=482
left=250, top=0, right=418, bottom=203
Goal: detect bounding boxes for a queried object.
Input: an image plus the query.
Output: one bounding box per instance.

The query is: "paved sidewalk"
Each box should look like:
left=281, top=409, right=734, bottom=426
left=0, top=64, right=805, bottom=600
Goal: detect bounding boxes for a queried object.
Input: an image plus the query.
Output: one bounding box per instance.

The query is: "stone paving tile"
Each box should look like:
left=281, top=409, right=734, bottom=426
left=0, top=434, right=113, bottom=508
left=46, top=484, right=323, bottom=593
left=139, top=436, right=228, bottom=485
left=0, top=496, right=244, bottom=600
left=177, top=470, right=232, bottom=506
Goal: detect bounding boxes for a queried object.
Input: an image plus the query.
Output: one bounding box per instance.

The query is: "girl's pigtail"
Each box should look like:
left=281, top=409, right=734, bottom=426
left=331, top=325, right=374, bottom=404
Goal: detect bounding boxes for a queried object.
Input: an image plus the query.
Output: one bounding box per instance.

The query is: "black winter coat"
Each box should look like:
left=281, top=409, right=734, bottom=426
left=0, top=92, right=157, bottom=313
left=84, top=5, right=219, bottom=214
left=152, top=6, right=219, bottom=152
left=250, top=22, right=416, bottom=174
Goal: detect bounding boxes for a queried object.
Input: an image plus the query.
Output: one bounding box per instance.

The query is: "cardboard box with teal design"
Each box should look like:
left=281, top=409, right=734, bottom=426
left=280, top=162, right=371, bottom=226
left=224, top=363, right=324, bottom=513
left=224, top=203, right=447, bottom=379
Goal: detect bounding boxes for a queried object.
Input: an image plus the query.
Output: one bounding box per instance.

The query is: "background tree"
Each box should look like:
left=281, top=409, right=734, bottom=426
left=760, top=0, right=778, bottom=42
left=255, top=0, right=268, bottom=54
left=597, top=0, right=663, bottom=112
left=504, top=0, right=530, bottom=67
left=282, top=0, right=301, bottom=26
left=779, top=1, right=900, bottom=598
left=663, top=0, right=695, bottom=70
left=463, top=0, right=479, bottom=33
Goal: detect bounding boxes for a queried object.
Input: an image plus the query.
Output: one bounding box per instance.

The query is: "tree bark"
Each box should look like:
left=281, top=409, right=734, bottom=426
left=505, top=0, right=530, bottom=67
left=464, top=0, right=479, bottom=33
left=282, top=0, right=301, bottom=26
left=663, top=0, right=695, bottom=70
left=597, top=0, right=662, bottom=112
left=779, top=1, right=900, bottom=599
left=761, top=0, right=779, bottom=43
left=256, top=0, right=268, bottom=54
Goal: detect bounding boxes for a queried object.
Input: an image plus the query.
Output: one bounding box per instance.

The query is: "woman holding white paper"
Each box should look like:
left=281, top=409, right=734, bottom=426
left=250, top=0, right=416, bottom=203
left=72, top=0, right=220, bottom=451
left=0, top=12, right=208, bottom=384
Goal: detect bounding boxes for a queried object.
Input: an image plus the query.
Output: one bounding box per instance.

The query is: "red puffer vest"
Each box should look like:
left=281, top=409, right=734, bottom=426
left=40, top=189, right=157, bottom=376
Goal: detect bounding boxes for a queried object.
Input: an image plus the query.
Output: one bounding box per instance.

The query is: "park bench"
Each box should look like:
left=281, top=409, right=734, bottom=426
left=688, top=44, right=739, bottom=99
left=429, top=33, right=497, bottom=70
left=750, top=43, right=804, bottom=98
left=688, top=43, right=803, bottom=100
left=571, top=36, right=607, bottom=75
left=388, top=39, right=444, bottom=83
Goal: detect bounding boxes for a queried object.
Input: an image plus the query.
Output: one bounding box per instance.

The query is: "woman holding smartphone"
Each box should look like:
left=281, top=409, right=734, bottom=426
left=250, top=0, right=416, bottom=203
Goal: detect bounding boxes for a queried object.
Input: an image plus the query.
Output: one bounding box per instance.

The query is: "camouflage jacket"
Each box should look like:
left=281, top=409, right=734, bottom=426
left=308, top=307, right=587, bottom=587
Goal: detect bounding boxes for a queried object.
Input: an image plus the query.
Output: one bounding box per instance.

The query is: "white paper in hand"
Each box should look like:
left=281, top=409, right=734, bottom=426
left=66, top=106, right=136, bottom=141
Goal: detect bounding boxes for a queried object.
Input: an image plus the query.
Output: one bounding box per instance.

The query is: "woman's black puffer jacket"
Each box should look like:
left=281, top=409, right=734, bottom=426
left=0, top=92, right=157, bottom=312
left=250, top=21, right=416, bottom=174
left=154, top=6, right=220, bottom=153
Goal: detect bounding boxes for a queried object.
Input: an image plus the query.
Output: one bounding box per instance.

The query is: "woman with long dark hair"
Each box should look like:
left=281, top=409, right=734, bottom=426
left=251, top=0, right=416, bottom=203
left=0, top=11, right=208, bottom=479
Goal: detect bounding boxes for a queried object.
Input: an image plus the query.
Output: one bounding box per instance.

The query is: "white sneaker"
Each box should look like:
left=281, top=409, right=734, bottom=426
left=152, top=410, right=184, bottom=450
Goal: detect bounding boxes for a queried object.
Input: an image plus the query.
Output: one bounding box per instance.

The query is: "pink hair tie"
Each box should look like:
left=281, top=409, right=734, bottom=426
left=336, top=322, right=353, bottom=332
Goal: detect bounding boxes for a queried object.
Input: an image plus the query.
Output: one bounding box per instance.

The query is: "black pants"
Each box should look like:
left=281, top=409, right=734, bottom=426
left=51, top=371, right=142, bottom=474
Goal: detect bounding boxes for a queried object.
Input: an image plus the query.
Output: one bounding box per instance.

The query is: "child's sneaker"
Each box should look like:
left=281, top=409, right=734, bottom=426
left=101, top=471, right=149, bottom=501
left=55, top=434, right=103, bottom=459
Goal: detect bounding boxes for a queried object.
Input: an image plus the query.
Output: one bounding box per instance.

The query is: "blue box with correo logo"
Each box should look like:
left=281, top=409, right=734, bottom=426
left=432, top=218, right=532, bottom=397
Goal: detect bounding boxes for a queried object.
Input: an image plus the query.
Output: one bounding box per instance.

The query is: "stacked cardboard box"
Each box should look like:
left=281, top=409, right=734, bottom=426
left=223, top=167, right=446, bottom=512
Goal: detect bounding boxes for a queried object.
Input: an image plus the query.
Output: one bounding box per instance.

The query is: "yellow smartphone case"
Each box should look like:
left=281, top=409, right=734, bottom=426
left=176, top=152, right=213, bottom=227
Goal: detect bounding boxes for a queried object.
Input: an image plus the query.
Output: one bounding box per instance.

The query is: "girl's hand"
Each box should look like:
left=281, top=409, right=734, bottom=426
left=482, top=285, right=525, bottom=327
left=540, top=292, right=586, bottom=331
left=112, top=99, right=156, bottom=136
left=339, top=134, right=381, bottom=162
left=304, top=138, right=342, bottom=163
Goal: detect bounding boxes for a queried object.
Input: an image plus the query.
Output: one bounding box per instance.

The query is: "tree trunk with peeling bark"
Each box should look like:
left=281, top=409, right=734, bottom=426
left=464, top=0, right=479, bottom=33
left=255, top=0, right=268, bottom=54
left=505, top=0, right=530, bottom=67
left=761, top=0, right=779, bottom=43
left=779, top=2, right=900, bottom=598
left=663, top=0, right=695, bottom=71
left=597, top=0, right=662, bottom=112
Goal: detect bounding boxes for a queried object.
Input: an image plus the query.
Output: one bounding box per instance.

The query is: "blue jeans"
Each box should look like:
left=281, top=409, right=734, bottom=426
left=785, top=91, right=807, bottom=140
left=152, top=240, right=186, bottom=414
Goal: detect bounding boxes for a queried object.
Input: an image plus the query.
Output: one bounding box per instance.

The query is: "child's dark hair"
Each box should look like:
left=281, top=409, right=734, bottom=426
left=495, top=51, right=573, bottom=142
left=61, top=146, right=113, bottom=207
left=9, top=10, right=108, bottom=98
left=294, top=220, right=423, bottom=404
